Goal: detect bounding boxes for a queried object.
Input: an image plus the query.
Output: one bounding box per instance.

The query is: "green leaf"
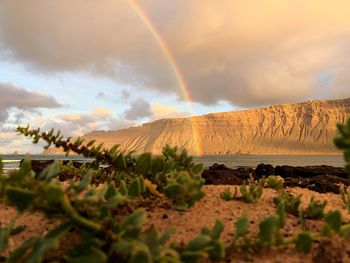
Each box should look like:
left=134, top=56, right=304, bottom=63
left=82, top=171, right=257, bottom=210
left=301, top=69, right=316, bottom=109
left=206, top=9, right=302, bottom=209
left=144, top=227, right=158, bottom=254
left=295, top=232, right=313, bottom=254
left=104, top=181, right=118, bottom=200
left=186, top=235, right=212, bottom=251
left=67, top=247, right=107, bottom=263
left=44, top=182, right=64, bottom=205
left=76, top=171, right=93, bottom=192
left=258, top=215, right=278, bottom=246
left=119, top=180, right=128, bottom=196
left=340, top=224, right=350, bottom=240
left=0, top=219, right=14, bottom=253
left=210, top=220, right=224, bottom=240
left=164, top=184, right=181, bottom=198
left=235, top=214, right=249, bottom=238
left=7, top=237, right=39, bottom=263
left=191, top=164, right=204, bottom=175
left=5, top=186, right=36, bottom=211
left=209, top=241, right=226, bottom=261
left=15, top=158, right=32, bottom=180
left=151, top=156, right=165, bottom=174
left=128, top=176, right=146, bottom=197
left=276, top=201, right=286, bottom=228
left=129, top=243, right=152, bottom=263
left=159, top=227, right=175, bottom=244
left=39, top=161, right=61, bottom=180
left=120, top=209, right=147, bottom=234
left=86, top=140, right=96, bottom=147
left=181, top=251, right=208, bottom=262
left=113, top=154, right=127, bottom=170
left=25, top=223, right=72, bottom=263
left=324, top=210, right=341, bottom=233
left=135, top=153, right=152, bottom=174
left=105, top=193, right=128, bottom=209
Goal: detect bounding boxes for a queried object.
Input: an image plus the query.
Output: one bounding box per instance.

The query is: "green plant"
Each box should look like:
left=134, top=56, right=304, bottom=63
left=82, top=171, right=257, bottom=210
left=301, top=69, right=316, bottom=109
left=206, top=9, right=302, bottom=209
left=181, top=220, right=226, bottom=262
left=239, top=183, right=263, bottom=203
left=334, top=118, right=350, bottom=174
left=273, top=191, right=301, bottom=216
left=1, top=118, right=350, bottom=262
left=220, top=187, right=237, bottom=201
left=16, top=126, right=205, bottom=210
left=163, top=171, right=205, bottom=210
left=260, top=176, right=284, bottom=190
left=340, top=187, right=350, bottom=213
left=0, top=127, right=213, bottom=262
left=304, top=197, right=327, bottom=220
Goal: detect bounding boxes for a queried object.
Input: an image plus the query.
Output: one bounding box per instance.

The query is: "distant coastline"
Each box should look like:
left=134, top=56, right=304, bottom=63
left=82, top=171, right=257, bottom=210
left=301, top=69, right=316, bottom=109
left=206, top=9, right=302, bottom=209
left=1, top=154, right=345, bottom=170
left=43, top=98, right=350, bottom=156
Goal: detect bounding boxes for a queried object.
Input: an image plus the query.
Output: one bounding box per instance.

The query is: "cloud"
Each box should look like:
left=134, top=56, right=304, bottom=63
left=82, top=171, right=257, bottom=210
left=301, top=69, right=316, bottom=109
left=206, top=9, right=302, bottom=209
left=121, top=89, right=130, bottom=100
left=92, top=107, right=113, bottom=118
left=0, top=82, right=61, bottom=124
left=124, top=98, right=152, bottom=120
left=124, top=99, right=190, bottom=121
left=44, top=107, right=115, bottom=136
left=96, top=92, right=107, bottom=100
left=1, top=1, right=350, bottom=107
left=0, top=131, right=45, bottom=154
left=151, top=104, right=190, bottom=120
left=0, top=82, right=61, bottom=109
left=36, top=107, right=134, bottom=138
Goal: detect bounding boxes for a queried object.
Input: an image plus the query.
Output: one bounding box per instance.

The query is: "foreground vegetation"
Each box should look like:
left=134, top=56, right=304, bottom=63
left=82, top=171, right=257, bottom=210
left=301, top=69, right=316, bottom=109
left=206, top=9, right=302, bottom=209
left=0, top=118, right=349, bottom=262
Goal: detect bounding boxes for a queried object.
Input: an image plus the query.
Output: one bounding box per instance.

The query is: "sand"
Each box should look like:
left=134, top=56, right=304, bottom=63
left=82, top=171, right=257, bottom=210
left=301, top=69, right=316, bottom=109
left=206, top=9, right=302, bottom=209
left=2, top=185, right=350, bottom=262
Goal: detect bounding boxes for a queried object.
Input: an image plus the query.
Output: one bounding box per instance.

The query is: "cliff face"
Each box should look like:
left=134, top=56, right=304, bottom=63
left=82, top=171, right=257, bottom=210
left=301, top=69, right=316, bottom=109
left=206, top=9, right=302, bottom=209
left=45, top=98, right=350, bottom=155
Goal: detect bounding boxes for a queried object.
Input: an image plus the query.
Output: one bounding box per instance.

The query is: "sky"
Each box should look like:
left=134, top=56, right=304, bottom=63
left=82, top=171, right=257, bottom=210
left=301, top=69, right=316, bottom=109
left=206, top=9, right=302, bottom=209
left=0, top=0, right=350, bottom=153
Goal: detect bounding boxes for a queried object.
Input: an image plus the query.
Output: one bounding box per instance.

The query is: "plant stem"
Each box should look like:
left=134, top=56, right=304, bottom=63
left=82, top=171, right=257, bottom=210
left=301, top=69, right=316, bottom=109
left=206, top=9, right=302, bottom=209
left=61, top=194, right=102, bottom=232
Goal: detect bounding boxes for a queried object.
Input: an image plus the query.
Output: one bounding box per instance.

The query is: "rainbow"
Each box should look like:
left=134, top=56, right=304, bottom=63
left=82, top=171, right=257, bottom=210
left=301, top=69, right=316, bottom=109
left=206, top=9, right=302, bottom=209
left=127, top=0, right=203, bottom=156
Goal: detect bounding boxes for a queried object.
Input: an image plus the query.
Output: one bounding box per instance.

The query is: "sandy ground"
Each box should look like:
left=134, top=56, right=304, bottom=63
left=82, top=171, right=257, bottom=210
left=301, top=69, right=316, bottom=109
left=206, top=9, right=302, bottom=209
left=2, top=185, right=350, bottom=262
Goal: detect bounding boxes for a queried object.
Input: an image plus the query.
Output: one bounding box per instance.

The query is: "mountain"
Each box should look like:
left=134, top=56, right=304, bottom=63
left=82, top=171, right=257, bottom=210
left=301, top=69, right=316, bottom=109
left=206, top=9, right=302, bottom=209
left=45, top=98, right=350, bottom=155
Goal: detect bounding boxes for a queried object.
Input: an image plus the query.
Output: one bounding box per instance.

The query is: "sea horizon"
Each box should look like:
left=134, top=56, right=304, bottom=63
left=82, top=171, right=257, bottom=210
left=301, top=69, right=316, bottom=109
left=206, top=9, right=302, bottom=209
left=1, top=154, right=345, bottom=172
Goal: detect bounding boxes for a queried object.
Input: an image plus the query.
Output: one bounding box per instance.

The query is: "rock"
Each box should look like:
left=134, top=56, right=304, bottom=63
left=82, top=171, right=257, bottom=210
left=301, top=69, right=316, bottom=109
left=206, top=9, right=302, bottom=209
left=307, top=180, right=340, bottom=194
left=25, top=160, right=55, bottom=174
left=202, top=165, right=256, bottom=185
left=255, top=163, right=275, bottom=178
left=20, top=159, right=85, bottom=175
left=209, top=163, right=230, bottom=170
left=275, top=165, right=348, bottom=179
left=283, top=174, right=350, bottom=194
left=311, top=174, right=350, bottom=185
left=202, top=169, right=244, bottom=185
left=283, top=178, right=310, bottom=189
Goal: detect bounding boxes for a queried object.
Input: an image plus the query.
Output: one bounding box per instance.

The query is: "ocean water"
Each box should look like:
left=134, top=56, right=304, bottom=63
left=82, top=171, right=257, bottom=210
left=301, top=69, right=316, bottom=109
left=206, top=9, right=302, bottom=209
left=0, top=154, right=345, bottom=173
left=1, top=155, right=93, bottom=173
left=194, top=155, right=345, bottom=168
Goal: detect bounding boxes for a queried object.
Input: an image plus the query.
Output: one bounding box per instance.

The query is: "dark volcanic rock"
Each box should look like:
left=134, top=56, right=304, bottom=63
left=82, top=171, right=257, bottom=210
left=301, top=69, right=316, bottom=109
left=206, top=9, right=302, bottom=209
left=284, top=178, right=341, bottom=194
left=202, top=166, right=256, bottom=185
left=202, top=170, right=244, bottom=185
left=21, top=160, right=85, bottom=175
left=255, top=163, right=275, bottom=178
left=25, top=160, right=55, bottom=174
left=275, top=165, right=348, bottom=179
left=204, top=162, right=348, bottom=194
left=209, top=163, right=231, bottom=170
left=284, top=174, right=350, bottom=194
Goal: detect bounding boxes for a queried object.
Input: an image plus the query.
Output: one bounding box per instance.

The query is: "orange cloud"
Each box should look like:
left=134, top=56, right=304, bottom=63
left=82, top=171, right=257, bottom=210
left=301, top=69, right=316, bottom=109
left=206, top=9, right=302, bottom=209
left=1, top=0, right=350, bottom=106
